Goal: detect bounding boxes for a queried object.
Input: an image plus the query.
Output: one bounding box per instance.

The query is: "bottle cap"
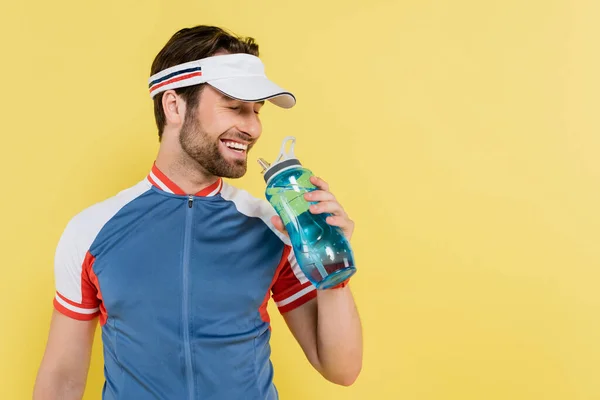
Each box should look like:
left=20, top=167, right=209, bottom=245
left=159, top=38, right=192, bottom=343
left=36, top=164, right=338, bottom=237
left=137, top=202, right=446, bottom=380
left=258, top=136, right=302, bottom=183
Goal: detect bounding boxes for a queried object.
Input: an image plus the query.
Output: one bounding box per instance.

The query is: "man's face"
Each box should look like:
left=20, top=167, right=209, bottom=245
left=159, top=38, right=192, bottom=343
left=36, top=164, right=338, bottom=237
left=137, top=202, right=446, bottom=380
left=179, top=85, right=264, bottom=179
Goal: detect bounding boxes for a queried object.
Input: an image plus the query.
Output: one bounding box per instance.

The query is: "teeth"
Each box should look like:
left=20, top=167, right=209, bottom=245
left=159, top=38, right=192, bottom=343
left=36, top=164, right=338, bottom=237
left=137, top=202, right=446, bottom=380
left=224, top=141, right=248, bottom=151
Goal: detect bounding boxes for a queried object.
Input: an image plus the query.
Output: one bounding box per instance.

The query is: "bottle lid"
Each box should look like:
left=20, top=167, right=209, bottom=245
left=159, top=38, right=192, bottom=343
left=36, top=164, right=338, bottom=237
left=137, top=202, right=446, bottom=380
left=258, top=136, right=302, bottom=183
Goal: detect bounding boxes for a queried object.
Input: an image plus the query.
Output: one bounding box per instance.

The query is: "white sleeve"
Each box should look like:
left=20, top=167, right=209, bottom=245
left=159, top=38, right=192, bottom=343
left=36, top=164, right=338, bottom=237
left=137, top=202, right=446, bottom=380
left=53, top=217, right=100, bottom=321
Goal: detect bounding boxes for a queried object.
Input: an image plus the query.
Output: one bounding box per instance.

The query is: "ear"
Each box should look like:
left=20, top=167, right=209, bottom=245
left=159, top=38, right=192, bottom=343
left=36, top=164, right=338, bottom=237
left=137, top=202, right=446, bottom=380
left=162, top=90, right=185, bottom=127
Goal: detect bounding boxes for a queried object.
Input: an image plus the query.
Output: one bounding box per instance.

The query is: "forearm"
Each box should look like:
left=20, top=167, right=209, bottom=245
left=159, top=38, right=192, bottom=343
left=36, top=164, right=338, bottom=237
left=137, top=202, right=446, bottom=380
left=33, top=368, right=86, bottom=400
left=315, top=285, right=362, bottom=385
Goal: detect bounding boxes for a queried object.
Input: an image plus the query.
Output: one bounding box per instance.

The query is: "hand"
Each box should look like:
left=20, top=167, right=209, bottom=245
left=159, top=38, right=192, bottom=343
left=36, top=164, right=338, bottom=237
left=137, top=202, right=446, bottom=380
left=271, top=176, right=355, bottom=241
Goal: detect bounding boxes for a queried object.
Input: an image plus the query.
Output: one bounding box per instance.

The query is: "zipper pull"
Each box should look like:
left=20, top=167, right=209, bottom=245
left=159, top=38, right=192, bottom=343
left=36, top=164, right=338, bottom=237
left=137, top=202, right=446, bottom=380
left=188, top=195, right=193, bottom=208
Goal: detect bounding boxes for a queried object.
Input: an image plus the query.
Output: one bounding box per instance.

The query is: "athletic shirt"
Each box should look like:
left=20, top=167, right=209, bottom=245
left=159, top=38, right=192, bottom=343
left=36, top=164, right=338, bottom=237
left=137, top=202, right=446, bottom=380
left=52, top=163, right=316, bottom=399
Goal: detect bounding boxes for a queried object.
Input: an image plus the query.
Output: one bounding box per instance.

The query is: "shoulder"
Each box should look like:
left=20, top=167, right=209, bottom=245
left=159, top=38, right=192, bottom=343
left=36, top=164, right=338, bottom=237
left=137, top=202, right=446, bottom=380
left=220, top=181, right=290, bottom=245
left=57, top=179, right=152, bottom=252
left=219, top=181, right=274, bottom=219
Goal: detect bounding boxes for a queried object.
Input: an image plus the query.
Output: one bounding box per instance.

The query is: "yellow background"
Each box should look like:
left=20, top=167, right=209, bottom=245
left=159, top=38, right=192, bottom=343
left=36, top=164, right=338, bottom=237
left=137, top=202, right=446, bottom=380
left=1, top=0, right=599, bottom=399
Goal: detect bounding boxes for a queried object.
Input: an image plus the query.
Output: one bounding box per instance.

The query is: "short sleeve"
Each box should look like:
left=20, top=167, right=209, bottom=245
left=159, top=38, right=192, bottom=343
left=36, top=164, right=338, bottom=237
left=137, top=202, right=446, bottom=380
left=52, top=219, right=101, bottom=321
left=271, top=245, right=317, bottom=313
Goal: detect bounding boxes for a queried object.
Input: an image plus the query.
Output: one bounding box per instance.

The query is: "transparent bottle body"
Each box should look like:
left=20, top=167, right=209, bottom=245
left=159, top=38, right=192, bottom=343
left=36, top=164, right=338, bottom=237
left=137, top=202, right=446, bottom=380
left=265, top=166, right=356, bottom=289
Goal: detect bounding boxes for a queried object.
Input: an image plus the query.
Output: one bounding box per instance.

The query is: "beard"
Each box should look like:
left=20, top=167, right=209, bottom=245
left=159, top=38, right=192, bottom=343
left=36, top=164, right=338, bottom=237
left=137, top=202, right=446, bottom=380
left=179, top=109, right=249, bottom=179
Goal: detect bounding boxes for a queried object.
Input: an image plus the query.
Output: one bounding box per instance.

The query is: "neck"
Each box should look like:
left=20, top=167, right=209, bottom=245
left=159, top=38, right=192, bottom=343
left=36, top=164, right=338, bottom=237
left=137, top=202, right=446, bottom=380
left=155, top=136, right=219, bottom=195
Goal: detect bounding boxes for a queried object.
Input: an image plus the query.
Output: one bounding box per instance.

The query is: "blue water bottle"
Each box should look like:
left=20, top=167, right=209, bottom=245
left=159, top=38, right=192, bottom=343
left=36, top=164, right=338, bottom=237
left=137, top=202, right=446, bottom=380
left=258, top=136, right=356, bottom=289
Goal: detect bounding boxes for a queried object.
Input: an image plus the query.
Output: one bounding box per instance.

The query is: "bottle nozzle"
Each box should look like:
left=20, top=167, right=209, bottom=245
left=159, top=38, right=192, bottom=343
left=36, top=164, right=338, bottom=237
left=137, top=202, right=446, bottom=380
left=257, top=158, right=271, bottom=174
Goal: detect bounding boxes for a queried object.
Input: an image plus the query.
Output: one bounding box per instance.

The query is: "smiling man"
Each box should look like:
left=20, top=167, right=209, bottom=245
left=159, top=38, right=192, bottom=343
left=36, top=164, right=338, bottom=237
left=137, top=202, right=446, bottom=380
left=33, top=25, right=363, bottom=400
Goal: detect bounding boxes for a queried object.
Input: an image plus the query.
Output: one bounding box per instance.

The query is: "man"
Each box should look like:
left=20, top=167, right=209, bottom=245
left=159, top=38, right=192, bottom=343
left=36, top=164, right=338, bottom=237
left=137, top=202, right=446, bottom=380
left=33, top=25, right=362, bottom=400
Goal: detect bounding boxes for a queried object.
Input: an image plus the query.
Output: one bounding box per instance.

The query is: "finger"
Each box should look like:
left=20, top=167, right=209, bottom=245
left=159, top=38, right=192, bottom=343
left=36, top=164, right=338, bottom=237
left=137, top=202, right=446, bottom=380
left=325, top=215, right=355, bottom=239
left=271, top=215, right=288, bottom=236
left=304, top=190, right=336, bottom=203
left=310, top=201, right=347, bottom=217
left=325, top=215, right=347, bottom=226
left=310, top=176, right=330, bottom=192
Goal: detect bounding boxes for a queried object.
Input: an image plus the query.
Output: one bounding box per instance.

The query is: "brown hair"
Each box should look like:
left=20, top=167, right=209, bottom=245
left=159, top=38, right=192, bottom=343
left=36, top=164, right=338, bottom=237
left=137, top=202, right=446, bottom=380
left=150, top=26, right=260, bottom=140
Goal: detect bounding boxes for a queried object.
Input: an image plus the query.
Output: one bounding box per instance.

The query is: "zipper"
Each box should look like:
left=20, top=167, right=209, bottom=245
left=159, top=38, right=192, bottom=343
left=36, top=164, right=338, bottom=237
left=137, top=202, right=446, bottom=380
left=182, top=194, right=195, bottom=399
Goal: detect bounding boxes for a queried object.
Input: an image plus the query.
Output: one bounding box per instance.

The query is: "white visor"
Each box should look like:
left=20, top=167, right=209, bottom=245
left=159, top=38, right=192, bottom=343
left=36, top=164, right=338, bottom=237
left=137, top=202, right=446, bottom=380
left=148, top=53, right=296, bottom=108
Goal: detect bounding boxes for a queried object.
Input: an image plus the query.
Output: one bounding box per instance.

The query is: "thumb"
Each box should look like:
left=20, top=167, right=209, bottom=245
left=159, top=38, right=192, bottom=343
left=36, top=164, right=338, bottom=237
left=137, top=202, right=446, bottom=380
left=271, top=215, right=288, bottom=236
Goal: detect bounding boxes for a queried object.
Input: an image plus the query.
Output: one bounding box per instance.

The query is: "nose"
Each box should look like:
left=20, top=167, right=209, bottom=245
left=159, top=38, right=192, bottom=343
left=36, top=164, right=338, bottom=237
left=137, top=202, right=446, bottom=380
left=237, top=107, right=262, bottom=140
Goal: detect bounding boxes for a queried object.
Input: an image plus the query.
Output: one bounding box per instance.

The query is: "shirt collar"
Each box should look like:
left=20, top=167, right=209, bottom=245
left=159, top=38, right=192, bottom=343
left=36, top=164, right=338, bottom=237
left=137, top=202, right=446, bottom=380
left=146, top=162, right=223, bottom=197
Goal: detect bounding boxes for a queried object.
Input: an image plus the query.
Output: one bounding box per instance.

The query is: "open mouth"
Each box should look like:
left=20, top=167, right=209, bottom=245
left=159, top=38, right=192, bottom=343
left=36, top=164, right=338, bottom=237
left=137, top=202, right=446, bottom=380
left=220, top=139, right=249, bottom=158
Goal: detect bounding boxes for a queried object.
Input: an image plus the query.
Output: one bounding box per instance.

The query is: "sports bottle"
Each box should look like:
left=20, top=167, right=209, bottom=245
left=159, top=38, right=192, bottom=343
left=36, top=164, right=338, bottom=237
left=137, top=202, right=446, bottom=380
left=258, top=136, right=356, bottom=289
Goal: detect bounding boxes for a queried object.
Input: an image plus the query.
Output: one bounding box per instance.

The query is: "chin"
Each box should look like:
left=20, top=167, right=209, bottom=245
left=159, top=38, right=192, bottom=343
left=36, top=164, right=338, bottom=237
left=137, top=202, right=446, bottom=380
left=212, top=159, right=247, bottom=179
left=223, top=167, right=247, bottom=179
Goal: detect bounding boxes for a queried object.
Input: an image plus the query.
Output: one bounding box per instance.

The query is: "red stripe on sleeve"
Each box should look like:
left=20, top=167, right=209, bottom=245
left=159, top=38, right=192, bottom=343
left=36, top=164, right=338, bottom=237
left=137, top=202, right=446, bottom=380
left=53, top=298, right=99, bottom=321
left=272, top=246, right=317, bottom=314
left=258, top=246, right=291, bottom=325
left=84, top=253, right=107, bottom=326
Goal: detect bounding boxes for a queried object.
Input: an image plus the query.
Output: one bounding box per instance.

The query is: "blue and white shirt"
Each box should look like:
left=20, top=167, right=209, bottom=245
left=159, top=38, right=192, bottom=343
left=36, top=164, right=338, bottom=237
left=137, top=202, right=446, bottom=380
left=52, top=163, right=316, bottom=399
